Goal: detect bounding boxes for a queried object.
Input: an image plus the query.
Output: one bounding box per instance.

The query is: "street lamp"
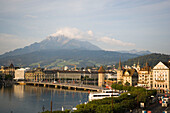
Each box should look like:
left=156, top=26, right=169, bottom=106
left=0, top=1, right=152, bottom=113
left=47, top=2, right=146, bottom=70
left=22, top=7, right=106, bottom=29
left=127, top=93, right=132, bottom=112
left=111, top=85, right=114, bottom=111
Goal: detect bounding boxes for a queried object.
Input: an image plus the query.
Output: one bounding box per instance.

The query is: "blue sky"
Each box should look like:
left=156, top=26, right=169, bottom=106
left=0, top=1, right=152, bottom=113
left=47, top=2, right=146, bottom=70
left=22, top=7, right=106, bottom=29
left=0, top=0, right=170, bottom=54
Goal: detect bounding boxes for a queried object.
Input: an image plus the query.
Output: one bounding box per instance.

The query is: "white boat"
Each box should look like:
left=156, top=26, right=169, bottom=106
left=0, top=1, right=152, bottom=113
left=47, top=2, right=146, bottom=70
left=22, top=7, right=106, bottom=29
left=89, top=90, right=120, bottom=101
left=102, top=89, right=115, bottom=93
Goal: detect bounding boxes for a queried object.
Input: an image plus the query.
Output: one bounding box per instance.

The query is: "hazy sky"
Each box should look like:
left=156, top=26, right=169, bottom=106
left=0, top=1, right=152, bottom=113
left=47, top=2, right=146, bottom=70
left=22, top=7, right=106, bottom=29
left=0, top=0, right=170, bottom=55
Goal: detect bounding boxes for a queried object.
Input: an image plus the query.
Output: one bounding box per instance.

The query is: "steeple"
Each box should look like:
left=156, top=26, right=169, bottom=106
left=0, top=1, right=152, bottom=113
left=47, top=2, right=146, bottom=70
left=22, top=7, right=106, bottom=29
left=38, top=64, right=41, bottom=68
left=9, top=63, right=14, bottom=68
left=118, top=58, right=122, bottom=70
left=136, top=60, right=140, bottom=72
left=137, top=60, right=140, bottom=66
left=145, top=61, right=149, bottom=67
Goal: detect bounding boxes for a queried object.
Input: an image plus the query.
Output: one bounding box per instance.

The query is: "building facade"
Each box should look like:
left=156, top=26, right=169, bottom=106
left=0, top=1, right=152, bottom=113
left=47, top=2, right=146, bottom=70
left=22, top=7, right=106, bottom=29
left=138, top=62, right=153, bottom=89
left=14, top=68, right=30, bottom=80
left=0, top=63, right=19, bottom=79
left=152, top=61, right=170, bottom=93
left=122, top=69, right=138, bottom=86
left=25, top=67, right=98, bottom=84
left=0, top=63, right=19, bottom=76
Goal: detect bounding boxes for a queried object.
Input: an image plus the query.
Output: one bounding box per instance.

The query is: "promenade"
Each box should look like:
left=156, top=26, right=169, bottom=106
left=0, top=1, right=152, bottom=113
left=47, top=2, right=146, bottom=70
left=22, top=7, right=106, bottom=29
left=16, top=81, right=104, bottom=92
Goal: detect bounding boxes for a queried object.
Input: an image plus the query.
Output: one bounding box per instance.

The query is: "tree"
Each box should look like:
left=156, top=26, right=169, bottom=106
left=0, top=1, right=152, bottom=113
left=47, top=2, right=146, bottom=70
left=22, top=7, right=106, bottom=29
left=5, top=75, right=13, bottom=81
left=118, top=81, right=122, bottom=85
left=125, top=82, right=130, bottom=86
left=96, top=105, right=113, bottom=113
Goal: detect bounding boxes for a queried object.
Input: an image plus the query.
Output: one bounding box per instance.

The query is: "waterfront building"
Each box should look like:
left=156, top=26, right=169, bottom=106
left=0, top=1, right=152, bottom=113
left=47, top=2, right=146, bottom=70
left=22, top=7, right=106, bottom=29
left=81, top=70, right=98, bottom=79
left=152, top=61, right=170, bottom=93
left=14, top=68, right=30, bottom=81
left=25, top=66, right=98, bottom=84
left=25, top=65, right=44, bottom=82
left=137, top=62, right=153, bottom=89
left=57, top=70, right=82, bottom=82
left=98, top=66, right=105, bottom=87
left=0, top=63, right=19, bottom=77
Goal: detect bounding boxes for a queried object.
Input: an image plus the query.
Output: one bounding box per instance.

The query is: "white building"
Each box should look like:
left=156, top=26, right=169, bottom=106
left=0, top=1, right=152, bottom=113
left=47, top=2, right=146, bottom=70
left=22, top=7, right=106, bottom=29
left=14, top=68, right=30, bottom=81
left=152, top=61, right=170, bottom=93
left=105, top=72, right=117, bottom=80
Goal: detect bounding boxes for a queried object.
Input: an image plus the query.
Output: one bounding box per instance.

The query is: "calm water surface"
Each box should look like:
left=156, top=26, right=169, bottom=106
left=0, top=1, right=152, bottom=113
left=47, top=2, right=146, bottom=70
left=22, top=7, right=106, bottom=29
left=0, top=85, right=88, bottom=113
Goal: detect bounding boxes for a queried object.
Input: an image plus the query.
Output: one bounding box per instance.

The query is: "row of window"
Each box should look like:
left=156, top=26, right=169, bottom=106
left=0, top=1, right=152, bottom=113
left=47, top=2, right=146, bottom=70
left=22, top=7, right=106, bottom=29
left=155, top=78, right=167, bottom=81
left=154, top=71, right=168, bottom=74
left=139, top=78, right=153, bottom=81
left=155, top=84, right=167, bottom=88
left=154, top=74, right=167, bottom=77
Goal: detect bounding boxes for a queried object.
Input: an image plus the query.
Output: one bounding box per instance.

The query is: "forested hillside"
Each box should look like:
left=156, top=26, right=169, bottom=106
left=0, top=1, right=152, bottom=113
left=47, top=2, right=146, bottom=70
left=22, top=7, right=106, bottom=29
left=116, top=53, right=170, bottom=68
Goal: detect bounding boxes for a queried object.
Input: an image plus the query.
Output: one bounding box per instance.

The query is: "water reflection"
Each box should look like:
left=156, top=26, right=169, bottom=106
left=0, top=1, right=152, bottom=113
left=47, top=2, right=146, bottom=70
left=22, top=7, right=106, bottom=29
left=14, top=85, right=24, bottom=99
left=0, top=85, right=88, bottom=113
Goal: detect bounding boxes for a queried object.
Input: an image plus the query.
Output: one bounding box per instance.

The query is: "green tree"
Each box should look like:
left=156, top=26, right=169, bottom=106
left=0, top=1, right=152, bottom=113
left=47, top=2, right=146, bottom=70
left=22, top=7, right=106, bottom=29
left=125, top=82, right=130, bottom=86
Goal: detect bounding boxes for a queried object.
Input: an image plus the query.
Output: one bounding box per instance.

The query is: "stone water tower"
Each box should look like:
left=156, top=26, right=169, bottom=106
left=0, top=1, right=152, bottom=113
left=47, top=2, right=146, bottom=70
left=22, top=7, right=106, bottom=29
left=98, top=66, right=105, bottom=87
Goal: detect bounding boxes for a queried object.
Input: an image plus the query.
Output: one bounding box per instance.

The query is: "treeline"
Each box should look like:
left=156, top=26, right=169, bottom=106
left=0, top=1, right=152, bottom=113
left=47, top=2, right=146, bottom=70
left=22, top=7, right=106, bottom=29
left=42, top=84, right=157, bottom=113
left=115, top=53, right=170, bottom=68
left=74, top=84, right=156, bottom=113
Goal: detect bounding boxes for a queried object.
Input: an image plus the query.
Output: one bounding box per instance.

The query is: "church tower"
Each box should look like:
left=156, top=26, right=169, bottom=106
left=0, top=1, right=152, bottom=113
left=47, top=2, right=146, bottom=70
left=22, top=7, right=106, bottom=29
left=98, top=66, right=105, bottom=87
left=136, top=60, right=140, bottom=72
left=117, top=58, right=123, bottom=83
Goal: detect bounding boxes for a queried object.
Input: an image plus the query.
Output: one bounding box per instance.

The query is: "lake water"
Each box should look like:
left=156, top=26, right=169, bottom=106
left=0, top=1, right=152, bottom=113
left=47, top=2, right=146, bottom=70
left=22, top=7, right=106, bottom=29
left=0, top=85, right=88, bottom=113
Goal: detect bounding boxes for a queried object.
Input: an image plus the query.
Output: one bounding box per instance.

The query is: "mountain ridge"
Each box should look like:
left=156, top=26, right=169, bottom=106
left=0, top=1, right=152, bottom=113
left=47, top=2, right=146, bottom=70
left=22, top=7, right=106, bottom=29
left=0, top=35, right=101, bottom=58
left=116, top=53, right=170, bottom=68
left=0, top=49, right=140, bottom=68
left=118, top=49, right=151, bottom=55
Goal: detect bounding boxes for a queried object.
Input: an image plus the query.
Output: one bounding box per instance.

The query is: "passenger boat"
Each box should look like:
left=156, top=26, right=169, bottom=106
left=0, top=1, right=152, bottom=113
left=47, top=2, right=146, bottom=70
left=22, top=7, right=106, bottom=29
left=89, top=90, right=120, bottom=101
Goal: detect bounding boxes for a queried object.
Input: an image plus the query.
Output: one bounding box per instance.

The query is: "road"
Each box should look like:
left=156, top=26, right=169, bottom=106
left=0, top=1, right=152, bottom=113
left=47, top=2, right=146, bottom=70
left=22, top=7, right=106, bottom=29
left=144, top=94, right=170, bottom=113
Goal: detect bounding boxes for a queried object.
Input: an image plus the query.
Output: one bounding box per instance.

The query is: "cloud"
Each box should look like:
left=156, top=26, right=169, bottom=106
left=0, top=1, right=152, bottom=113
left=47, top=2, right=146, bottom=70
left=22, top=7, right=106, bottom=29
left=87, top=30, right=93, bottom=37
left=50, top=27, right=93, bottom=40
left=50, top=27, right=135, bottom=47
left=98, top=36, right=135, bottom=47
left=24, top=15, right=37, bottom=19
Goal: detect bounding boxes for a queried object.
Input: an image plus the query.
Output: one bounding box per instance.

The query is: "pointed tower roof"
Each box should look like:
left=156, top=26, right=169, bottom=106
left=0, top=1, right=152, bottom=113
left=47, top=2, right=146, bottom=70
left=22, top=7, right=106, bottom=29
left=98, top=66, right=105, bottom=73
left=137, top=60, right=140, bottom=66
left=9, top=63, right=14, bottom=68
left=38, top=64, right=41, bottom=68
left=145, top=61, right=149, bottom=67
left=118, top=58, right=122, bottom=70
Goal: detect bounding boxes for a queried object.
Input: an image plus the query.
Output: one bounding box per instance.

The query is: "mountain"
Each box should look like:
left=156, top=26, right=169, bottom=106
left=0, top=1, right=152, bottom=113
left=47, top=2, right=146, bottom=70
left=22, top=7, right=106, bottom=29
left=0, top=35, right=101, bottom=58
left=116, top=53, right=170, bottom=68
left=0, top=35, right=141, bottom=68
left=0, top=49, right=139, bottom=68
left=118, top=49, right=151, bottom=56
